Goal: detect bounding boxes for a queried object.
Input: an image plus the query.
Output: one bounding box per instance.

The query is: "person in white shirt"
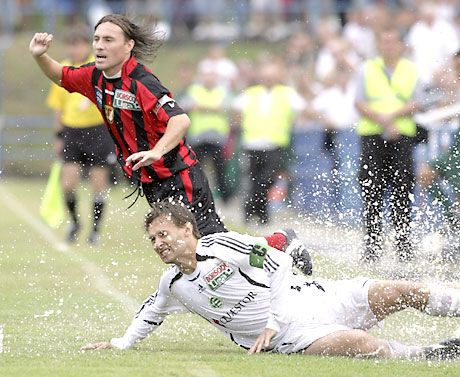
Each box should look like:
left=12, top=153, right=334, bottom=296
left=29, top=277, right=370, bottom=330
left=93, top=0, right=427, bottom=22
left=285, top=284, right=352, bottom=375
left=81, top=200, right=460, bottom=360
left=406, top=2, right=460, bottom=86
left=342, top=6, right=377, bottom=60
left=311, top=66, right=358, bottom=208
left=197, top=44, right=238, bottom=90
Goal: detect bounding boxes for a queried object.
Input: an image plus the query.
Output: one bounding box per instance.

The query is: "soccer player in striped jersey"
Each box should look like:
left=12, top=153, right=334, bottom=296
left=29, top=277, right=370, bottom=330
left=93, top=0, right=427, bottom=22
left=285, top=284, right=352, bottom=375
left=82, top=201, right=460, bottom=360
left=30, top=15, right=224, bottom=236
left=29, top=14, right=313, bottom=274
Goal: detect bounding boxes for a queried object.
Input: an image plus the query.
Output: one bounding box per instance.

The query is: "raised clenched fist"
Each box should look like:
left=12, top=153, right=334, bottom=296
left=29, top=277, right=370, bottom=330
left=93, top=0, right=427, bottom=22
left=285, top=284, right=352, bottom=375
left=29, top=32, right=54, bottom=57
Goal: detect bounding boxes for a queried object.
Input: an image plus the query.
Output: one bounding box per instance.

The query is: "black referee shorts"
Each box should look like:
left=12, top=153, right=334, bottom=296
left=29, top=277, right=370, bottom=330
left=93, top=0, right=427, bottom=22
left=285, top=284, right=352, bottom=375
left=62, top=125, right=115, bottom=168
left=142, top=164, right=227, bottom=236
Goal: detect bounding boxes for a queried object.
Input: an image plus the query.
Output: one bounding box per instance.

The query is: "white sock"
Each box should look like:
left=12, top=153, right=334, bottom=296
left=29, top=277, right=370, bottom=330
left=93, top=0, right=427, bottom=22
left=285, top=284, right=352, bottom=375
left=425, top=286, right=460, bottom=317
left=387, top=340, right=423, bottom=359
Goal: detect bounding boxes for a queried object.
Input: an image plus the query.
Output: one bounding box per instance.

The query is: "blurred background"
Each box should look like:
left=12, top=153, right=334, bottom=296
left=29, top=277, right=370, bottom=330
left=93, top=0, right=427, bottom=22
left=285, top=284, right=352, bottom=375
left=1, top=0, right=460, bottom=228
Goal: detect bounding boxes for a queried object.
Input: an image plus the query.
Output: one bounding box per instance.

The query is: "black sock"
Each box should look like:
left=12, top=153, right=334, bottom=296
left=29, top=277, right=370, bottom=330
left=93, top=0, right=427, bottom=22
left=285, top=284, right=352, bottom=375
left=93, top=200, right=105, bottom=232
left=65, top=192, right=78, bottom=225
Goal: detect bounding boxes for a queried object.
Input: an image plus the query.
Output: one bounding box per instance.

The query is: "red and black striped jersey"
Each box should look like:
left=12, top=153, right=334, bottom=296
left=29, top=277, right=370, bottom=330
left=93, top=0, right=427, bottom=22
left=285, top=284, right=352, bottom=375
left=60, top=56, right=197, bottom=183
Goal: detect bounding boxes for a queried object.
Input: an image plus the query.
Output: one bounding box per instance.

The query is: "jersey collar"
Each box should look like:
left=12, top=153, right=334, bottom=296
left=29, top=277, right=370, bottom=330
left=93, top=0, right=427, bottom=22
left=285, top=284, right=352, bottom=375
left=122, top=56, right=139, bottom=78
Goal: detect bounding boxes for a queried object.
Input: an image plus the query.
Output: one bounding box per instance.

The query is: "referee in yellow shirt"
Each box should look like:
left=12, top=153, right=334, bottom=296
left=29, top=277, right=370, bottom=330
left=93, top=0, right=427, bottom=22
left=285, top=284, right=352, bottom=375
left=46, top=25, right=115, bottom=244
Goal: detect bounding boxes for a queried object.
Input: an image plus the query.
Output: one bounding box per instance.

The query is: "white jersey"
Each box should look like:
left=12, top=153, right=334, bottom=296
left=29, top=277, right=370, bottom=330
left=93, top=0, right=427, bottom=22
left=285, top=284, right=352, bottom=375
left=110, top=232, right=374, bottom=353
left=111, top=231, right=302, bottom=350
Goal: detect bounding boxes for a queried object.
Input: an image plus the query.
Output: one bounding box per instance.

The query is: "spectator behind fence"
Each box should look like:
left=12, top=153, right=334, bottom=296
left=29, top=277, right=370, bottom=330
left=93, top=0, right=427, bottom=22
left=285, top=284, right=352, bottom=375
left=182, top=67, right=233, bottom=203
left=233, top=59, right=306, bottom=224
left=342, top=6, right=376, bottom=60
left=310, top=66, right=358, bottom=210
left=283, top=31, right=316, bottom=86
left=354, top=27, right=422, bottom=263
left=406, top=1, right=460, bottom=87
left=197, top=44, right=238, bottom=90
left=46, top=24, right=115, bottom=245
left=419, top=51, right=460, bottom=261
left=314, top=16, right=341, bottom=83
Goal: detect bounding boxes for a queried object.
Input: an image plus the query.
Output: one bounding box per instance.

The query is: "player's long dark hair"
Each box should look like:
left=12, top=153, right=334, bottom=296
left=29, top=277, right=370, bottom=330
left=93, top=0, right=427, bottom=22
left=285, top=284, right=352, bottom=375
left=95, top=14, right=163, bottom=63
left=145, top=199, right=201, bottom=239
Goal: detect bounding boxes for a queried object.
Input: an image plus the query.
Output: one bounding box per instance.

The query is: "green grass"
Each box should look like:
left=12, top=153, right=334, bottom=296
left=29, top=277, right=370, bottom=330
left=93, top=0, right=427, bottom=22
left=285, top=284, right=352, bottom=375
left=1, top=30, right=459, bottom=375
left=0, top=178, right=460, bottom=376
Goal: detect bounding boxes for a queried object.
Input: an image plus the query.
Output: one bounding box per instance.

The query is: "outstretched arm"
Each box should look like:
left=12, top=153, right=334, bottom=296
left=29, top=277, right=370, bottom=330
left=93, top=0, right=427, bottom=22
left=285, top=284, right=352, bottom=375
left=81, top=273, right=189, bottom=351
left=29, top=32, right=63, bottom=85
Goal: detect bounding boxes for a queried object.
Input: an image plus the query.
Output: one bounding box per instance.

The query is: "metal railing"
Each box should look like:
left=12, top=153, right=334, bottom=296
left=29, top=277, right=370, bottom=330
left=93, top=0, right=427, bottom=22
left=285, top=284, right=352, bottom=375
left=0, top=115, right=54, bottom=176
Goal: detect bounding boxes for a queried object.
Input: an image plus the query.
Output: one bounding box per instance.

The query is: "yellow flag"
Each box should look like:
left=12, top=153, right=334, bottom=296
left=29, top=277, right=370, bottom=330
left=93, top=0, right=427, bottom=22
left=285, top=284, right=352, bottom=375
left=40, top=162, right=65, bottom=228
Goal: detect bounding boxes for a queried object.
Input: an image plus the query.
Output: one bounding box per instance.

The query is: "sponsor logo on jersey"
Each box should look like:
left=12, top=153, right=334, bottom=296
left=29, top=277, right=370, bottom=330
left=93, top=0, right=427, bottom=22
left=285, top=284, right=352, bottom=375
left=113, top=89, right=141, bottom=111
left=104, top=104, right=114, bottom=124
left=204, top=262, right=234, bottom=291
left=94, top=87, right=103, bottom=109
left=209, top=296, right=223, bottom=309
left=213, top=292, right=258, bottom=326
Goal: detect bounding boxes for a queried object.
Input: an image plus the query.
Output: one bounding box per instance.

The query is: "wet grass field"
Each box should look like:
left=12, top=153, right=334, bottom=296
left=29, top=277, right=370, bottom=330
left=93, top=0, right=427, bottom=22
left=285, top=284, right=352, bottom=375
left=0, top=178, right=459, bottom=377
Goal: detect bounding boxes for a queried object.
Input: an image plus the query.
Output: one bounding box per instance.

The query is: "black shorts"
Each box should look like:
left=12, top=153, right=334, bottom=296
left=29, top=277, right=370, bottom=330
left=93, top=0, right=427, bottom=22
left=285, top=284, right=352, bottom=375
left=62, top=125, right=115, bottom=168
left=142, top=164, right=227, bottom=236
left=358, top=135, right=415, bottom=186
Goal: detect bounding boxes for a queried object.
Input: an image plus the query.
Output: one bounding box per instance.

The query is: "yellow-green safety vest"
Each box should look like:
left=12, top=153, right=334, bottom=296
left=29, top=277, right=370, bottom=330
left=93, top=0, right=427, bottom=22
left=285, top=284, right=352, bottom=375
left=241, top=85, right=294, bottom=148
left=187, top=84, right=229, bottom=137
left=357, top=57, right=418, bottom=136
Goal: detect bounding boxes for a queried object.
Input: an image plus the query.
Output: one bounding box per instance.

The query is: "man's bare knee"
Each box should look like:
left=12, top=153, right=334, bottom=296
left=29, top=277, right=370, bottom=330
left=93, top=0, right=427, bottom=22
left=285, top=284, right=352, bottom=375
left=303, top=330, right=391, bottom=358
left=368, top=280, right=428, bottom=320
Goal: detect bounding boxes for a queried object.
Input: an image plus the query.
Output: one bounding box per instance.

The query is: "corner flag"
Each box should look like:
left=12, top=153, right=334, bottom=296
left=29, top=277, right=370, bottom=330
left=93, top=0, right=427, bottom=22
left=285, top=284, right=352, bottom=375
left=40, top=162, right=65, bottom=228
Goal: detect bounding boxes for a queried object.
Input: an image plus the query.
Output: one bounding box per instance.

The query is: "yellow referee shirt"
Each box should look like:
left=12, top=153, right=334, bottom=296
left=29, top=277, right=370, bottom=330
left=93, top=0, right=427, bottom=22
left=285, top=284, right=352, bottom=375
left=46, top=56, right=103, bottom=128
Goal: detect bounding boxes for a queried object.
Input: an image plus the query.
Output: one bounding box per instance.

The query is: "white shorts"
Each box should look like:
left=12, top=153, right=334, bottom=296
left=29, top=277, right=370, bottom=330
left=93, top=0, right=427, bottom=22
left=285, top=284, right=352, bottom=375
left=273, top=277, right=380, bottom=354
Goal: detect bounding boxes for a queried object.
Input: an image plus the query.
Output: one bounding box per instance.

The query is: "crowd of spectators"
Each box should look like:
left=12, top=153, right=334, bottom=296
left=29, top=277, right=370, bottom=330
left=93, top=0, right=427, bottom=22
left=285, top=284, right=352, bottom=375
left=164, top=1, right=460, bottom=262
left=6, top=1, right=460, bottom=256
left=3, top=1, right=459, bottom=42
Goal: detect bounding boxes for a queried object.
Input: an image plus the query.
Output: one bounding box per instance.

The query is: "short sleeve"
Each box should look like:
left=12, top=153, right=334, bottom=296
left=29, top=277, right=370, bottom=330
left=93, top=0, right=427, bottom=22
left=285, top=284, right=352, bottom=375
left=137, top=78, right=185, bottom=122
left=60, top=64, right=96, bottom=100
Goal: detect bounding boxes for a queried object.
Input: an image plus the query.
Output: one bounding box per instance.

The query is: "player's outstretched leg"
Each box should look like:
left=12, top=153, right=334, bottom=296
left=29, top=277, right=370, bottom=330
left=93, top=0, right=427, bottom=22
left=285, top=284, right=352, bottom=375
left=302, top=329, right=423, bottom=359
left=423, top=338, right=460, bottom=360
left=367, top=280, right=460, bottom=319
left=302, top=329, right=460, bottom=360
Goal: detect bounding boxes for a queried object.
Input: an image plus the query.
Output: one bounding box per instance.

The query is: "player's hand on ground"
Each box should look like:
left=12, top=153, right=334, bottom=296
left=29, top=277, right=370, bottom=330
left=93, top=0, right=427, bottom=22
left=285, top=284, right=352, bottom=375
left=80, top=341, right=113, bottom=351
left=247, top=328, right=277, bottom=355
left=29, top=33, right=54, bottom=56
left=126, top=150, right=162, bottom=171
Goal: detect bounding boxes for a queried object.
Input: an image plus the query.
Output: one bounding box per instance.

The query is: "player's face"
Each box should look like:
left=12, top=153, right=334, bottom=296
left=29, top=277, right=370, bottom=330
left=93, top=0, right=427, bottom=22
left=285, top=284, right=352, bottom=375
left=147, top=215, right=189, bottom=265
left=93, top=22, right=134, bottom=76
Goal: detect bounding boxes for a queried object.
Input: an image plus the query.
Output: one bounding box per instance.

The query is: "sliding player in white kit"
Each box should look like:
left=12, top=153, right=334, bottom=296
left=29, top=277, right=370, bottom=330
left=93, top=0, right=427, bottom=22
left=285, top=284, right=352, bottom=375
left=82, top=200, right=460, bottom=360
